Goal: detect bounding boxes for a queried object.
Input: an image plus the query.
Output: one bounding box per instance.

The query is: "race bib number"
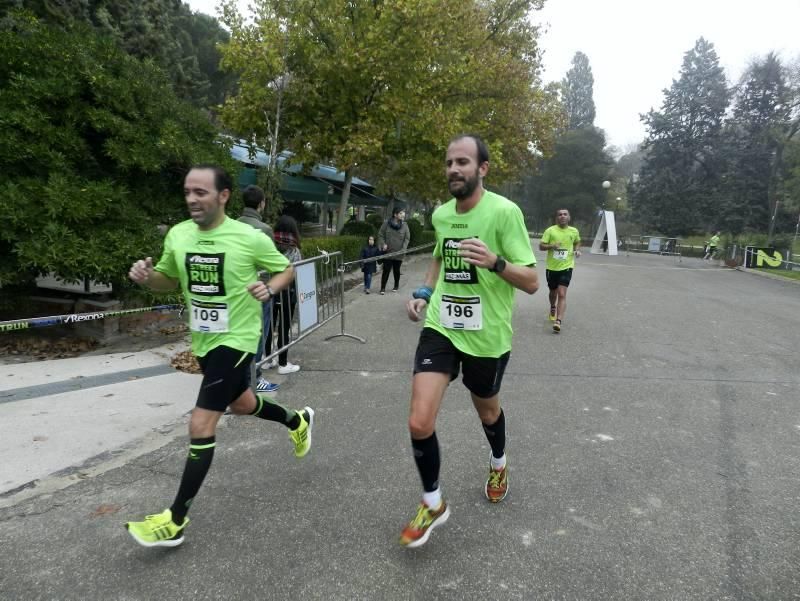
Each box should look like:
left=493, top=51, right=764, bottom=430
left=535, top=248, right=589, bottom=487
left=553, top=249, right=568, bottom=260
left=440, top=294, right=482, bottom=330
left=190, top=299, right=229, bottom=333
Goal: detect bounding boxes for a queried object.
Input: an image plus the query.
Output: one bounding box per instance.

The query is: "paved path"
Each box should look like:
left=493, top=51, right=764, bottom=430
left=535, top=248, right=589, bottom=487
left=1, top=247, right=798, bottom=600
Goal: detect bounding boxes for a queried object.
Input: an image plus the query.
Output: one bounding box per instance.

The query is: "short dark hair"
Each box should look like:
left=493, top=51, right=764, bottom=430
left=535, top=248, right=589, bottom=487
left=190, top=164, right=233, bottom=194
left=449, top=134, right=489, bottom=165
left=242, top=185, right=265, bottom=209
left=392, top=206, right=405, bottom=217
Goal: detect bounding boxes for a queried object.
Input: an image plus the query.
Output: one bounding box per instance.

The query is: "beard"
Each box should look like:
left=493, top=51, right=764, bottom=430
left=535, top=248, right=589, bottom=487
left=448, top=172, right=479, bottom=200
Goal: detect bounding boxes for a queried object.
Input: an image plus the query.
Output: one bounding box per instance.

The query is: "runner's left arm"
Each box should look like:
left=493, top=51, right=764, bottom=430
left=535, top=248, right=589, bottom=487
left=247, top=233, right=295, bottom=301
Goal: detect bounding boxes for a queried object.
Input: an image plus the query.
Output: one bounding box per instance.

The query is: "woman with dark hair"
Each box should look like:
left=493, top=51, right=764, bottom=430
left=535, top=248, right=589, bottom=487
left=265, top=215, right=303, bottom=374
left=377, top=207, right=410, bottom=294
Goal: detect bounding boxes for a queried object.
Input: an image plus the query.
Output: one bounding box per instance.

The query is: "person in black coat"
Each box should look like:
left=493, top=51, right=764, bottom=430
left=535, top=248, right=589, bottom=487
left=360, top=235, right=382, bottom=294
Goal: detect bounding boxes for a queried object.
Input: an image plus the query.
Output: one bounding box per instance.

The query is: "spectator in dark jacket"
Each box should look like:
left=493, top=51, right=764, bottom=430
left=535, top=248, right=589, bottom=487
left=377, top=207, right=410, bottom=294
left=360, top=235, right=382, bottom=294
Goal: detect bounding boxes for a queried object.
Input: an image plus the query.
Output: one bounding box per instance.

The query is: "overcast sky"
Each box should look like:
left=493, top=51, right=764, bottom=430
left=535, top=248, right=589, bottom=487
left=187, top=0, right=800, bottom=152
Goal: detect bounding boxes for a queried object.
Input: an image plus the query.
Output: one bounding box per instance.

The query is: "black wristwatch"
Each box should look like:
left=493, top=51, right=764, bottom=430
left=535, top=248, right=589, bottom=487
left=489, top=256, right=507, bottom=273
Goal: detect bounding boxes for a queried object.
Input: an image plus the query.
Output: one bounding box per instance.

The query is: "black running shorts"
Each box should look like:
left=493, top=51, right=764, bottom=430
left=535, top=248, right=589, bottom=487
left=196, top=345, right=253, bottom=412
left=545, top=268, right=573, bottom=290
left=413, top=327, right=510, bottom=399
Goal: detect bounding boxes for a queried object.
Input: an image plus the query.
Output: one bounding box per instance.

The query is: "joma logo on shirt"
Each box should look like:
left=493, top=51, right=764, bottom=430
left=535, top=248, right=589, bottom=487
left=185, top=253, right=226, bottom=296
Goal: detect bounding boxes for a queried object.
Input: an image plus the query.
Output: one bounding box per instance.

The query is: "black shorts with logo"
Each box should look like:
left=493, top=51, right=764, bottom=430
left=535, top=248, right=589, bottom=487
left=196, top=345, right=253, bottom=412
left=413, top=327, right=510, bottom=398
left=546, top=268, right=573, bottom=290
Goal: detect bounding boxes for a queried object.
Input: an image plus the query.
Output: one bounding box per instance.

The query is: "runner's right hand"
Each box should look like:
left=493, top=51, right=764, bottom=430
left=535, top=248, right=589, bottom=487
left=407, top=298, right=427, bottom=322
left=129, top=257, right=154, bottom=284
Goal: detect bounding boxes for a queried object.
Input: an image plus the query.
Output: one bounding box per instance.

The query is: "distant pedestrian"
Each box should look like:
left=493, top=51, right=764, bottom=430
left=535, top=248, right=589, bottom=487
left=377, top=207, right=410, bottom=294
left=704, top=231, right=721, bottom=260
left=360, top=235, right=382, bottom=294
left=237, top=185, right=278, bottom=393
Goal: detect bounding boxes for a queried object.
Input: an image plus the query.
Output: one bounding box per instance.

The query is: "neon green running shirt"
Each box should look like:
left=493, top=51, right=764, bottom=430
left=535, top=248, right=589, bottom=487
left=541, top=225, right=581, bottom=271
left=155, top=216, right=290, bottom=357
left=425, top=190, right=536, bottom=357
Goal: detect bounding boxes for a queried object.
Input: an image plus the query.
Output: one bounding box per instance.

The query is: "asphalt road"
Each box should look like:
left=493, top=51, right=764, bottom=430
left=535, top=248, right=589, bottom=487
left=0, top=247, right=798, bottom=601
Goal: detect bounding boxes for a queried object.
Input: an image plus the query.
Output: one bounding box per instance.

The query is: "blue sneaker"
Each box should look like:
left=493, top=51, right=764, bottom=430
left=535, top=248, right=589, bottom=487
left=256, top=377, right=279, bottom=393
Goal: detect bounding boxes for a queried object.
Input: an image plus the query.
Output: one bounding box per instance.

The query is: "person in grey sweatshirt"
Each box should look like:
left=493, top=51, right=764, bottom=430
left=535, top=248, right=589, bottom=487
left=377, top=207, right=411, bottom=294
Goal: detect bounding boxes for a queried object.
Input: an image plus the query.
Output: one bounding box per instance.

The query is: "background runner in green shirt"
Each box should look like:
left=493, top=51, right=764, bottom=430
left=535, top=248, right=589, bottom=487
left=540, top=209, right=581, bottom=333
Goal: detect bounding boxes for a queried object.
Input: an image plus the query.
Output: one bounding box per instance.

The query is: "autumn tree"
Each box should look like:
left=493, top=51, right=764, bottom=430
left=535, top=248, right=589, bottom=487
left=219, top=0, right=562, bottom=232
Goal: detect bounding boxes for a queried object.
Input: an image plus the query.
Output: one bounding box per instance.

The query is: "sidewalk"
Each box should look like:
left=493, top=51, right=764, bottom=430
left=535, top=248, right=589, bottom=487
left=1, top=249, right=799, bottom=600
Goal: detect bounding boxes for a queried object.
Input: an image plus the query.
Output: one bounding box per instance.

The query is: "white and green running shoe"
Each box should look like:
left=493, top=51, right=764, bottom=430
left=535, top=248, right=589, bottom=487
left=125, top=509, right=188, bottom=548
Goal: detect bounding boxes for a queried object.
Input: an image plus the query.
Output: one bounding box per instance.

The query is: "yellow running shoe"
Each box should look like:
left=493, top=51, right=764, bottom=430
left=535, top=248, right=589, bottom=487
left=548, top=306, right=556, bottom=321
left=553, top=319, right=561, bottom=333
left=125, top=509, right=188, bottom=548
left=399, top=501, right=450, bottom=548
left=289, top=407, right=314, bottom=457
left=485, top=462, right=509, bottom=503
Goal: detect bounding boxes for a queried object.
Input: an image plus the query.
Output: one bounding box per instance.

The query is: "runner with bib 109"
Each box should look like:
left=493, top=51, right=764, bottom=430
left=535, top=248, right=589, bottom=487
left=400, top=134, right=539, bottom=548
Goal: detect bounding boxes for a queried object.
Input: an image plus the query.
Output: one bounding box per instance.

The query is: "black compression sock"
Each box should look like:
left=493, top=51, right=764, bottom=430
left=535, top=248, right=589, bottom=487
left=170, top=436, right=215, bottom=524
left=252, top=394, right=300, bottom=429
left=411, top=432, right=441, bottom=493
left=482, top=409, right=506, bottom=459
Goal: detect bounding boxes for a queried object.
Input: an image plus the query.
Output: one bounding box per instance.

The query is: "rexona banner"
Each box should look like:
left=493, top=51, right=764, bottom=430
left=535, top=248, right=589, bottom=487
left=745, top=247, right=782, bottom=269
left=295, top=262, right=319, bottom=332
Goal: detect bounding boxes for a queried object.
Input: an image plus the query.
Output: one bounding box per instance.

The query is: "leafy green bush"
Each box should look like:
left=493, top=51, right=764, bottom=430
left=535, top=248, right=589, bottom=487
left=340, top=220, right=377, bottom=239
left=406, top=217, right=424, bottom=246
left=300, top=236, right=365, bottom=263
left=365, top=213, right=385, bottom=229
left=413, top=230, right=437, bottom=248
left=0, top=17, right=230, bottom=289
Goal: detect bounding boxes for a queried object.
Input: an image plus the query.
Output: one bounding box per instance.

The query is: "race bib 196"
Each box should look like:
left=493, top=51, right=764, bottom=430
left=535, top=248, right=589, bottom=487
left=190, top=299, right=229, bottom=333
left=440, top=294, right=482, bottom=330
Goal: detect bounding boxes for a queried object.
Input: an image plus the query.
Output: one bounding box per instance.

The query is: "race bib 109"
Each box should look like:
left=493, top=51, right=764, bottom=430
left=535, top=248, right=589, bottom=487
left=190, top=299, right=229, bottom=333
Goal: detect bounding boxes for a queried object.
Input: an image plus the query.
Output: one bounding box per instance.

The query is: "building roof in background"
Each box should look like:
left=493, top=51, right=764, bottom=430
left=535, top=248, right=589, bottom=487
left=229, top=140, right=373, bottom=189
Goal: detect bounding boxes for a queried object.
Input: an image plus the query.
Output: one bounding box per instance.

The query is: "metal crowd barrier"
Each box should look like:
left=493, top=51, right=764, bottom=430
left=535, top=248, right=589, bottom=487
left=626, top=236, right=682, bottom=259
left=256, top=250, right=365, bottom=373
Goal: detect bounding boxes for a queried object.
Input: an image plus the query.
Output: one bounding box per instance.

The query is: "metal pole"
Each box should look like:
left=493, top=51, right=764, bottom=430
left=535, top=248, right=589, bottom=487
left=767, top=200, right=780, bottom=246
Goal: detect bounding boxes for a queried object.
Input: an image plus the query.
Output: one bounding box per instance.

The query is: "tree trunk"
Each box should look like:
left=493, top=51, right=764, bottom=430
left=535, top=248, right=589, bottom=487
left=335, top=169, right=354, bottom=233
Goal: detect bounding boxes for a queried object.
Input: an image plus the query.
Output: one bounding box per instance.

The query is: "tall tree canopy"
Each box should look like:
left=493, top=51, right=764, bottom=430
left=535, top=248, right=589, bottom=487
left=631, top=38, right=730, bottom=235
left=219, top=0, right=562, bottom=231
left=1, top=0, right=234, bottom=107
left=562, top=51, right=596, bottom=130
left=0, top=14, right=228, bottom=287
